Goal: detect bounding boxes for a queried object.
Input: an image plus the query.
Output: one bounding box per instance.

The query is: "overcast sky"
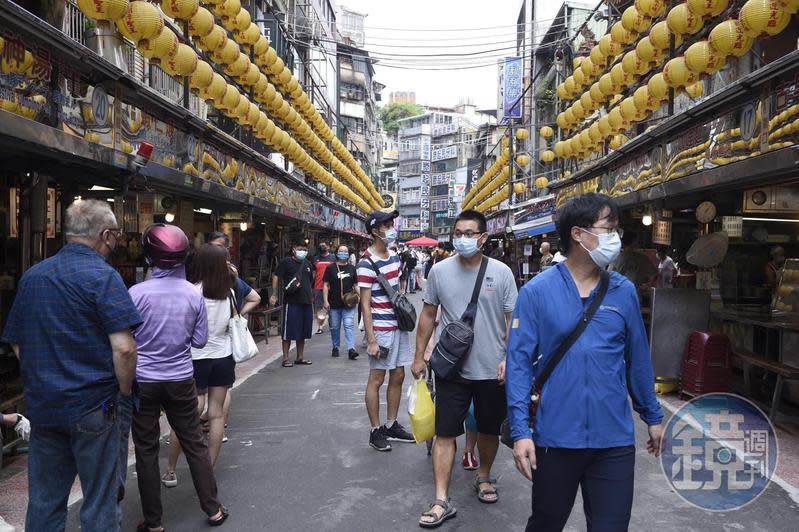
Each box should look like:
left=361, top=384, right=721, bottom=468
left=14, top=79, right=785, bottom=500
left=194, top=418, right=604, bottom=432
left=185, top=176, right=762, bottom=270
left=338, top=0, right=525, bottom=110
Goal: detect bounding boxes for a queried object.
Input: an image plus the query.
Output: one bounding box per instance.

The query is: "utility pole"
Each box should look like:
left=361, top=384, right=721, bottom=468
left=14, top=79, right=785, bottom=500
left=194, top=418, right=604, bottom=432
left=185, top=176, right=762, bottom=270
left=506, top=118, right=515, bottom=231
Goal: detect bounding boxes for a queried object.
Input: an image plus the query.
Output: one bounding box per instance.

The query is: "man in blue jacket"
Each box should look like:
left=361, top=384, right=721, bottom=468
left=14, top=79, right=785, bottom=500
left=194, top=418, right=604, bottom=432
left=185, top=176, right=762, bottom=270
left=506, top=193, right=664, bottom=532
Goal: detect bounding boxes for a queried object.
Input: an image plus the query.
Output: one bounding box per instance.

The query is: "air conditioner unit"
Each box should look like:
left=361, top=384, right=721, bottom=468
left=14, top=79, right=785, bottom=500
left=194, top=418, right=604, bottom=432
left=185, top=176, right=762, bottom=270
left=743, top=185, right=799, bottom=213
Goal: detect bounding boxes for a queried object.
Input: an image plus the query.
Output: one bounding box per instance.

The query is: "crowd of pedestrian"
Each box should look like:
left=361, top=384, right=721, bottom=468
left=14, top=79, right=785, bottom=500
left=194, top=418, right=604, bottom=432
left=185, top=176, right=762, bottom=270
left=0, top=192, right=665, bottom=531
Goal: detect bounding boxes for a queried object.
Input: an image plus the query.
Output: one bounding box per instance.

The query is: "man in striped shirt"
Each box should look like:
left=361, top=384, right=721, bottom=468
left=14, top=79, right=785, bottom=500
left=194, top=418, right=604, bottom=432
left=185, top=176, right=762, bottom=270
left=358, top=211, right=415, bottom=451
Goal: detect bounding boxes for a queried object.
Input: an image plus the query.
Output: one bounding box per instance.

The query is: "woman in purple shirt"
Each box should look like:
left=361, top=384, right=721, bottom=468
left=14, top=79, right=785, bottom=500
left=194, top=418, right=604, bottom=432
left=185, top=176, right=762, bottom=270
left=129, top=225, right=228, bottom=530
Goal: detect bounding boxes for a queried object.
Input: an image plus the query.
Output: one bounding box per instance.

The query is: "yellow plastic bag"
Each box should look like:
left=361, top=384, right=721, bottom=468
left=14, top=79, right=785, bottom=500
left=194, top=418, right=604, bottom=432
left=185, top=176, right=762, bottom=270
left=408, top=377, right=435, bottom=443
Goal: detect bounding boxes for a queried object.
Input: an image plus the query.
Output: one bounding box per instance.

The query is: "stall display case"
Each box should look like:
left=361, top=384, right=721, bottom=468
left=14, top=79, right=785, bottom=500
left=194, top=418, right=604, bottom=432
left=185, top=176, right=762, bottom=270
left=773, top=258, right=799, bottom=315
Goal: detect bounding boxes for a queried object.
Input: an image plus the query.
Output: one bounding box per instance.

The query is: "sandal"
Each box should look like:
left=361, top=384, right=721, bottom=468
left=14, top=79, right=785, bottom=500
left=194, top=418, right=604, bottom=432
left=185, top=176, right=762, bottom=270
left=474, top=476, right=498, bottom=504
left=294, top=359, right=313, bottom=365
left=208, top=506, right=229, bottom=527
left=281, top=359, right=294, bottom=367
left=419, top=498, right=456, bottom=529
left=161, top=471, right=177, bottom=488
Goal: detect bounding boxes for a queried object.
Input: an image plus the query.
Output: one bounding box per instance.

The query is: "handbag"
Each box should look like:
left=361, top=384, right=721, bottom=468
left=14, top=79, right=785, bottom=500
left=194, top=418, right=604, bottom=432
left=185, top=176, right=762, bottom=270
left=229, top=291, right=259, bottom=363
left=429, top=257, right=489, bottom=381
left=500, top=269, right=610, bottom=448
left=338, top=264, right=360, bottom=308
left=366, top=257, right=417, bottom=332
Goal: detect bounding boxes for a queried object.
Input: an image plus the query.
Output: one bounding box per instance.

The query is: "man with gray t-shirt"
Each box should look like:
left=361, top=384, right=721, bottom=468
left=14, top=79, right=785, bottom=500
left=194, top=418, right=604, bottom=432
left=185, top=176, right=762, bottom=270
left=412, top=210, right=518, bottom=529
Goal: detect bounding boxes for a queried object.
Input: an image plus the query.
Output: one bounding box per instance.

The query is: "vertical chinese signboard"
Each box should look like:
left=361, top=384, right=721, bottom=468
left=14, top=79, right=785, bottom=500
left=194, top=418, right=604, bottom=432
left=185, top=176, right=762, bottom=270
left=501, top=56, right=523, bottom=124
left=419, top=124, right=432, bottom=233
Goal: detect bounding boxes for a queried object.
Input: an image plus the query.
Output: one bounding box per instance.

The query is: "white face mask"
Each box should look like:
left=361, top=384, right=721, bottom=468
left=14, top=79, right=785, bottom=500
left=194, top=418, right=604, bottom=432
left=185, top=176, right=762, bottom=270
left=579, top=229, right=621, bottom=268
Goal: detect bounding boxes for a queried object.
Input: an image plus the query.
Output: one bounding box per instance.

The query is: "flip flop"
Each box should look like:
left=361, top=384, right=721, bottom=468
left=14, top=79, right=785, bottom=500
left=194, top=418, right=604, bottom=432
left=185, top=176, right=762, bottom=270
left=208, top=506, right=229, bottom=527
left=294, top=359, right=313, bottom=365
left=281, top=360, right=294, bottom=367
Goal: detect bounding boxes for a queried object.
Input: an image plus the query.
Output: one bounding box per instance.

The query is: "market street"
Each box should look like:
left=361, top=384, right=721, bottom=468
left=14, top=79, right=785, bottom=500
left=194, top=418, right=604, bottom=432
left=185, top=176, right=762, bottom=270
left=61, top=293, right=799, bottom=532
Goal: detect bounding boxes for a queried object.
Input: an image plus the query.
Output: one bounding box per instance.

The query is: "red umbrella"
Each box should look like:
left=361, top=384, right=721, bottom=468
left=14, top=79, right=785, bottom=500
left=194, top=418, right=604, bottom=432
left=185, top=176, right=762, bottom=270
left=404, top=236, right=439, bottom=247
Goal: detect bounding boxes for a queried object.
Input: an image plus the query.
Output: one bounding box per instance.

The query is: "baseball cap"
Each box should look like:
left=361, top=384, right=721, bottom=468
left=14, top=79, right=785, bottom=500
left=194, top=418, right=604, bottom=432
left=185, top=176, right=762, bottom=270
left=365, top=210, right=399, bottom=234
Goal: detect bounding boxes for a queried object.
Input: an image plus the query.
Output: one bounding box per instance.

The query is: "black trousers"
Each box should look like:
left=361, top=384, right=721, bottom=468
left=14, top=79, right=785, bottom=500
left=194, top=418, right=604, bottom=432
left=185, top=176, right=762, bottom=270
left=526, top=446, right=635, bottom=532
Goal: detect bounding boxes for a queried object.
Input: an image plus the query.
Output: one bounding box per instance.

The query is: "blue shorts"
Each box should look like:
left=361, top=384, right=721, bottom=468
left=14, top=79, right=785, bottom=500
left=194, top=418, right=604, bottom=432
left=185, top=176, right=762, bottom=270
left=282, top=303, right=313, bottom=341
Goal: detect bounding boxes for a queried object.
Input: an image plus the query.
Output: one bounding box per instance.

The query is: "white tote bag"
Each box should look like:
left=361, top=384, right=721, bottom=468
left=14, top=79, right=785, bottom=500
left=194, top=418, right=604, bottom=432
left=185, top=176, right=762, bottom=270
left=229, top=291, right=259, bottom=363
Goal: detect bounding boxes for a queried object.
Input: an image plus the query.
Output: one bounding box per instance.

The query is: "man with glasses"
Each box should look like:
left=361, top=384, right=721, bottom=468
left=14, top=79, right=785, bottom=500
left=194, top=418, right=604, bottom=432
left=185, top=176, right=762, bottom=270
left=1, top=199, right=142, bottom=531
left=506, top=194, right=663, bottom=532
left=412, top=210, right=518, bottom=528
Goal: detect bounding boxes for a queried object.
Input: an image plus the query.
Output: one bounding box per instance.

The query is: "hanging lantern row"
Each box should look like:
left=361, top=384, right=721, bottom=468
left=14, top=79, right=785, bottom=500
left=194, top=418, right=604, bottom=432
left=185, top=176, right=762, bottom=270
left=74, top=0, right=380, bottom=213
left=462, top=148, right=510, bottom=209
left=551, top=0, right=795, bottom=162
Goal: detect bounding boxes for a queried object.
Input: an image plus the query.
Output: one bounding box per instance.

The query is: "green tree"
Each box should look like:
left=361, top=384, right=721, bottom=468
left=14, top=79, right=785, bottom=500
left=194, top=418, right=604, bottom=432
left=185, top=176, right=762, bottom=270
left=380, top=102, right=425, bottom=136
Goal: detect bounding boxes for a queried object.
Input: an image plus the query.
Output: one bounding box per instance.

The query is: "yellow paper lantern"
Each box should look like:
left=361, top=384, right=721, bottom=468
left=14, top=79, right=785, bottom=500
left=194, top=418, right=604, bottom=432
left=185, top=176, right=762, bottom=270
left=608, top=107, right=627, bottom=131
left=202, top=73, right=226, bottom=101
left=580, top=91, right=597, bottom=113
left=685, top=40, right=725, bottom=74
left=739, top=0, right=791, bottom=37
left=709, top=19, right=754, bottom=58
left=573, top=68, right=587, bottom=89
left=246, top=101, right=261, bottom=125
left=636, top=0, right=666, bottom=17
left=589, top=82, right=605, bottom=103
left=268, top=56, right=285, bottom=76
left=541, top=150, right=556, bottom=163
left=213, top=39, right=240, bottom=65
left=687, top=0, right=729, bottom=17
left=579, top=130, right=593, bottom=151
left=647, top=73, right=670, bottom=101
left=557, top=83, right=570, bottom=100
left=598, top=116, right=612, bottom=137
left=636, top=37, right=662, bottom=64
left=160, top=0, right=199, bottom=20
left=224, top=52, right=250, bottom=77
left=535, top=177, right=550, bottom=190
left=649, top=20, right=684, bottom=49
left=611, top=21, right=638, bottom=45
left=232, top=97, right=249, bottom=119
left=780, top=0, right=799, bottom=13
left=539, top=126, right=554, bottom=138
left=187, top=7, right=214, bottom=37
left=137, top=26, right=178, bottom=61
left=620, top=97, right=644, bottom=122
left=214, top=0, right=241, bottom=18
left=685, top=81, right=705, bottom=98
left=611, top=63, right=633, bottom=88
left=599, top=34, right=621, bottom=57
left=516, top=154, right=531, bottom=166
left=580, top=57, right=597, bottom=78
left=589, top=123, right=602, bottom=143
left=219, top=84, right=241, bottom=110
left=261, top=47, right=278, bottom=68
left=76, top=0, right=129, bottom=21
left=116, top=1, right=164, bottom=42
left=667, top=3, right=703, bottom=36
left=572, top=100, right=586, bottom=120
left=516, top=128, right=530, bottom=140
left=564, top=76, right=576, bottom=97
left=189, top=59, right=214, bottom=89
left=240, top=63, right=260, bottom=87
left=554, top=141, right=567, bottom=157
left=622, top=6, right=652, bottom=33
left=598, top=74, right=617, bottom=96
left=573, top=56, right=584, bottom=70
left=196, top=25, right=227, bottom=52
left=590, top=46, right=606, bottom=68
left=513, top=182, right=526, bottom=195
left=556, top=112, right=569, bottom=129
left=237, top=23, right=261, bottom=46
left=163, top=43, right=197, bottom=77
left=663, top=56, right=698, bottom=87
left=253, top=35, right=270, bottom=57
left=622, top=50, right=649, bottom=76
left=609, top=134, right=629, bottom=150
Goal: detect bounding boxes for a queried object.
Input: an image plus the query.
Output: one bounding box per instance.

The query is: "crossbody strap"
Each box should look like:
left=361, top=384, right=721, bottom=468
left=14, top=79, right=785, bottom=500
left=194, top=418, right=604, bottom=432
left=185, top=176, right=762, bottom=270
left=461, top=257, right=489, bottom=324
left=535, top=269, right=610, bottom=390
left=366, top=256, right=396, bottom=299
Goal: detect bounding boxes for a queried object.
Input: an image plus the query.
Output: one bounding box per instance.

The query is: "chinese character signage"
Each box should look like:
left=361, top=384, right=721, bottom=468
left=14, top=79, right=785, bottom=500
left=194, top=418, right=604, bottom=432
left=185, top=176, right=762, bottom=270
left=431, top=145, right=457, bottom=162
left=501, top=56, right=523, bottom=123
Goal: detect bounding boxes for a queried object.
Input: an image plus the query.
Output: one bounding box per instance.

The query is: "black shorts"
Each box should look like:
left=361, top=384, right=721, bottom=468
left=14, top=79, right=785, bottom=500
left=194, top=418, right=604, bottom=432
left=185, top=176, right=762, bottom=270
left=282, top=302, right=313, bottom=341
left=193, top=355, right=235, bottom=392
left=434, top=376, right=507, bottom=437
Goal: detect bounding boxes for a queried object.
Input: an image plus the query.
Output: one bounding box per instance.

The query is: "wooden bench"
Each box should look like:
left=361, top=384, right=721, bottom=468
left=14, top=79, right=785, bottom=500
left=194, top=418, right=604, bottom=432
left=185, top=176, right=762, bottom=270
left=248, top=306, right=282, bottom=343
left=732, top=348, right=799, bottom=421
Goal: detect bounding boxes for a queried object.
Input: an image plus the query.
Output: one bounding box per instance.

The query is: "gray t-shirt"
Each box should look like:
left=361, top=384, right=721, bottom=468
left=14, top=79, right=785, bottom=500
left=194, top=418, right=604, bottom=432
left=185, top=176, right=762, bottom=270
left=424, top=255, right=518, bottom=380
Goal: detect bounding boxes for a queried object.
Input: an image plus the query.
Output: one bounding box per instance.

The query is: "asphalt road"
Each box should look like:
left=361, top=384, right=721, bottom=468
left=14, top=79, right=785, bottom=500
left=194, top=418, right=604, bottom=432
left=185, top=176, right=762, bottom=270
left=66, top=292, right=799, bottom=531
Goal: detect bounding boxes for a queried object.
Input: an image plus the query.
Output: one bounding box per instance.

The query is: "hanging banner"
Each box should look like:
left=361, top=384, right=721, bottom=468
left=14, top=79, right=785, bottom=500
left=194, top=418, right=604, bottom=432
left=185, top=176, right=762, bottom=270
left=500, top=56, right=523, bottom=123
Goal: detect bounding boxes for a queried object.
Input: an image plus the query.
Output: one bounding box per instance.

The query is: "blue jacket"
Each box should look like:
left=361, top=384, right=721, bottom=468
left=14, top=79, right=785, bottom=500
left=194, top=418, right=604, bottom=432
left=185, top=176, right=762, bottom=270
left=506, top=262, right=663, bottom=448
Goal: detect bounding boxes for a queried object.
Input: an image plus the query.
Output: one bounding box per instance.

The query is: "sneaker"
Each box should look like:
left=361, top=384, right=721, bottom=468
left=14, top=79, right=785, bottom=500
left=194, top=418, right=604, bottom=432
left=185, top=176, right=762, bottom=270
left=161, top=471, right=177, bottom=488
left=385, top=421, right=415, bottom=443
left=369, top=427, right=392, bottom=452
left=462, top=451, right=478, bottom=471
left=332, top=348, right=340, bottom=358
left=348, top=349, right=359, bottom=360
left=222, top=434, right=228, bottom=443
left=0, top=515, right=16, bottom=532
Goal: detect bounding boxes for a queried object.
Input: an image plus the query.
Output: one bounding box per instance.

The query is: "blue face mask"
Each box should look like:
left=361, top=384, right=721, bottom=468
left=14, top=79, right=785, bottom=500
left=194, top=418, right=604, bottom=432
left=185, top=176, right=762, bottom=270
left=294, top=250, right=308, bottom=260
left=453, top=237, right=481, bottom=258
left=337, top=252, right=349, bottom=261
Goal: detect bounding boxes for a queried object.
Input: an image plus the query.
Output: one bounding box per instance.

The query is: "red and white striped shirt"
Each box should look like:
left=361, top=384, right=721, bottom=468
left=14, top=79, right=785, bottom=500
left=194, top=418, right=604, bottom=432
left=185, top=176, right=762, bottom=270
left=357, top=248, right=401, bottom=331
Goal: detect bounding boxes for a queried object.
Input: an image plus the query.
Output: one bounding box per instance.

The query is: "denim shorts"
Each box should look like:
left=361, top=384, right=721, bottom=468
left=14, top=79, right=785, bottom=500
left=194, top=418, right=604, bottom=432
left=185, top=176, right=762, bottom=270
left=193, top=355, right=235, bottom=391
left=369, top=329, right=412, bottom=371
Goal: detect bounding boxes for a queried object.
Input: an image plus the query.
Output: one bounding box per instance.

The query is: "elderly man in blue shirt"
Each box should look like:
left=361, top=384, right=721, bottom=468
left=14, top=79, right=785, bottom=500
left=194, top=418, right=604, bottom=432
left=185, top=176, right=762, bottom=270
left=1, top=199, right=142, bottom=532
left=506, top=193, right=664, bottom=532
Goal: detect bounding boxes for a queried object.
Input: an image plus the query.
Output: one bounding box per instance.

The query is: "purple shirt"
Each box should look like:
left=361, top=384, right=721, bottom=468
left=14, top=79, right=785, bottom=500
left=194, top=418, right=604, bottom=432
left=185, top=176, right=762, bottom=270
left=129, top=266, right=208, bottom=383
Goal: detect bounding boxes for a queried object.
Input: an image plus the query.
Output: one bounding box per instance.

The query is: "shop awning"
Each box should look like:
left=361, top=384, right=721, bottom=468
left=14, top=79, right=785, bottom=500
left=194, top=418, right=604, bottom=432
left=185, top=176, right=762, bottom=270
left=511, top=215, right=555, bottom=240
